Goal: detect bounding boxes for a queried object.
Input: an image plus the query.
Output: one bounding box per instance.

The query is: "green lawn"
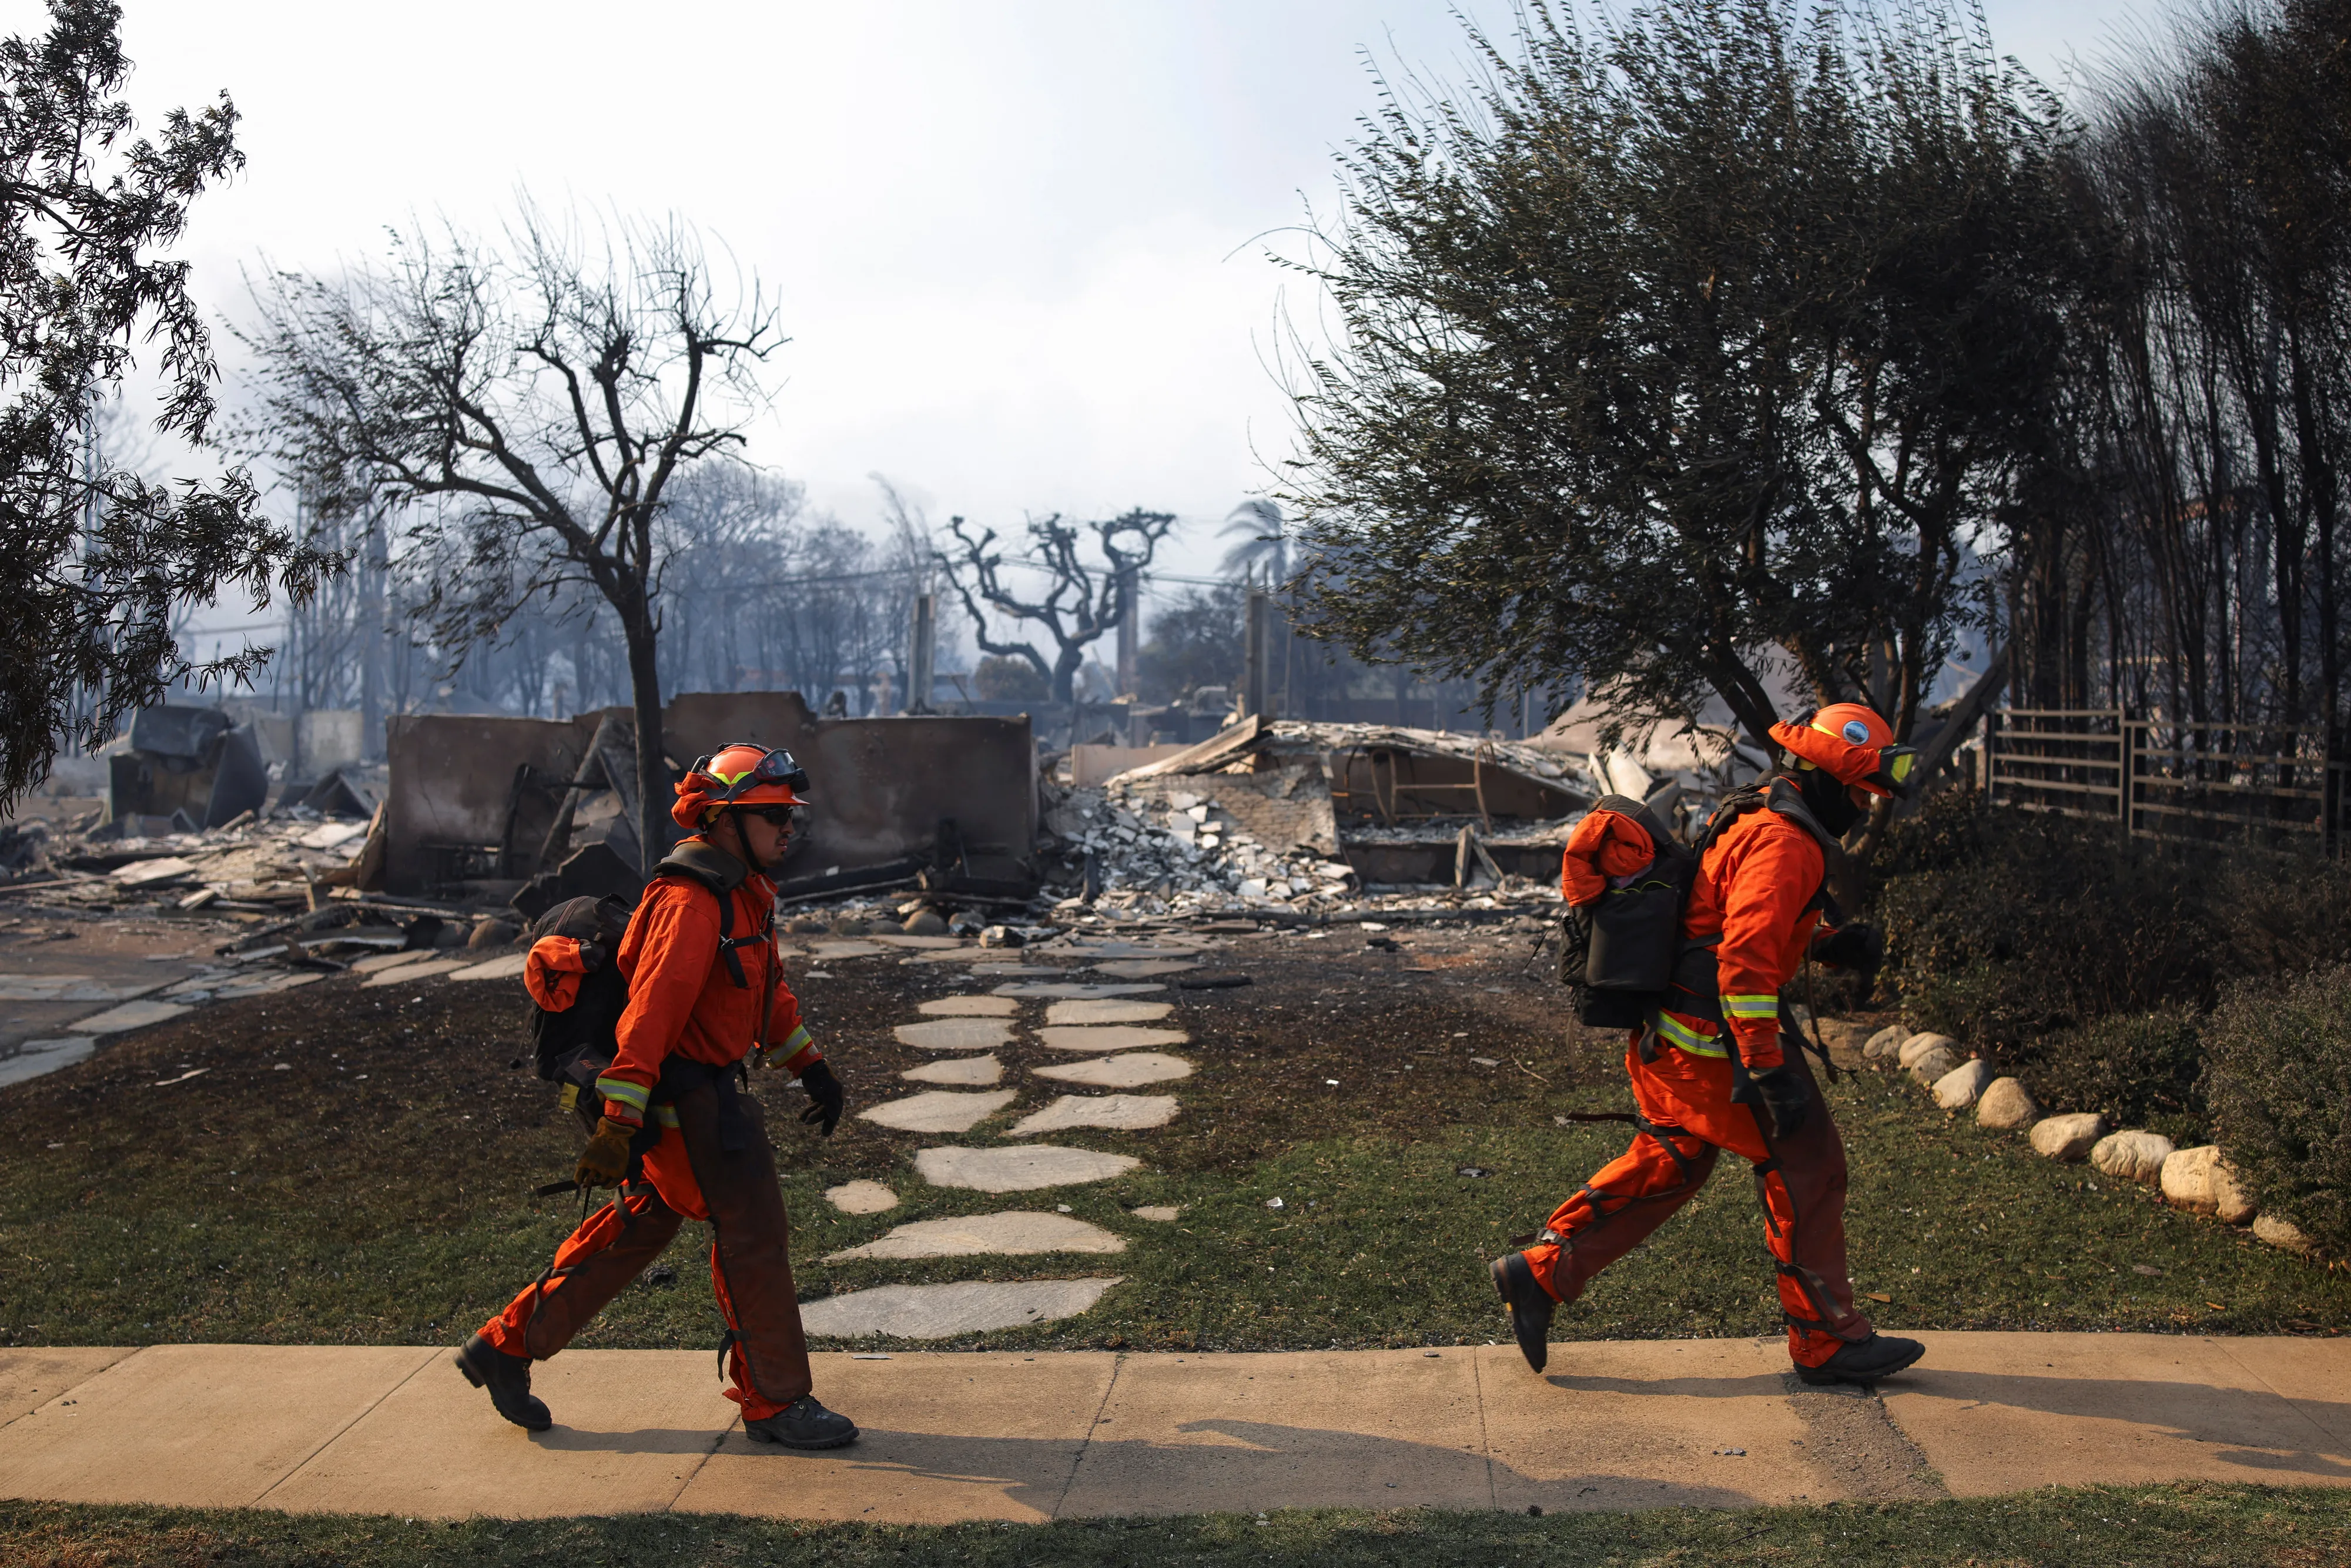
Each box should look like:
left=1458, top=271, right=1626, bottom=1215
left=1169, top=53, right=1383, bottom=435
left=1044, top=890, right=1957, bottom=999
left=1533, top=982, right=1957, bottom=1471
left=3, top=992, right=2342, bottom=1355
left=4, top=1485, right=2346, bottom=1566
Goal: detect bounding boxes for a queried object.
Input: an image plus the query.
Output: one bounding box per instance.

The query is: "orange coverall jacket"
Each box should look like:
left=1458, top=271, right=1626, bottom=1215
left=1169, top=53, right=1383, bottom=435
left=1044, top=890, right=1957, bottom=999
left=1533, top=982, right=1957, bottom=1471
left=590, top=849, right=818, bottom=1128
left=1654, top=802, right=1826, bottom=1071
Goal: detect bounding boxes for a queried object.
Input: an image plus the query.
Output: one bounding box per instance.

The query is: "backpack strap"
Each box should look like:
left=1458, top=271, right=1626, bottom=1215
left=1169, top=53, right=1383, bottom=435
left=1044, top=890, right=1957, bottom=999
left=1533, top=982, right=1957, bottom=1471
left=651, top=840, right=768, bottom=990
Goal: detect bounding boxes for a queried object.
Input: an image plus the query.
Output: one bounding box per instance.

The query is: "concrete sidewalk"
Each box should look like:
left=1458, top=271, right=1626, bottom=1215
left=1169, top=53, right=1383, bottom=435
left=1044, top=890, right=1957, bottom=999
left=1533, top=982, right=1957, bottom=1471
left=1, top=1335, right=2345, bottom=1523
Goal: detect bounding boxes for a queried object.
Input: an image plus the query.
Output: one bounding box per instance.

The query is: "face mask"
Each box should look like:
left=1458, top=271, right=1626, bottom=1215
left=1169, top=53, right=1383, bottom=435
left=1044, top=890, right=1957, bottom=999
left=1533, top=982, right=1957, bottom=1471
left=1799, top=764, right=1861, bottom=836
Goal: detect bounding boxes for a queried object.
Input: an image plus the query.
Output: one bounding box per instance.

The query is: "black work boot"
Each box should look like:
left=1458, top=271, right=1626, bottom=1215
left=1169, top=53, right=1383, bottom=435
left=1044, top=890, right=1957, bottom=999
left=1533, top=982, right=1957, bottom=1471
left=455, top=1334, right=551, bottom=1431
left=744, top=1394, right=859, bottom=1450
left=1491, top=1252, right=1557, bottom=1373
left=1794, top=1334, right=1927, bottom=1387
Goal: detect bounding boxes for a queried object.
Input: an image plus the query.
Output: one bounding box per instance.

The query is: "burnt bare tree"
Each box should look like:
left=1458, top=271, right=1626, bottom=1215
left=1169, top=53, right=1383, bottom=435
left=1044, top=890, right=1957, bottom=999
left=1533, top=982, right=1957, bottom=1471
left=0, top=0, right=329, bottom=806
left=936, top=508, right=1176, bottom=704
left=242, top=205, right=783, bottom=862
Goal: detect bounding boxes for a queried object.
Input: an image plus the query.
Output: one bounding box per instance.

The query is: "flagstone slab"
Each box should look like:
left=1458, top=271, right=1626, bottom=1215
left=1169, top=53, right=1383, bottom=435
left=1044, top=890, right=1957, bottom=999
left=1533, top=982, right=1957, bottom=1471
left=262, top=1349, right=727, bottom=1519
left=799, top=1278, right=1123, bottom=1341
left=0, top=1346, right=135, bottom=1425
left=0, top=976, right=159, bottom=1002
left=1033, top=1053, right=1194, bottom=1088
left=1881, top=1331, right=2351, bottom=1495
left=349, top=951, right=433, bottom=975
left=893, top=1018, right=1014, bottom=1053
left=809, top=940, right=885, bottom=960
left=858, top=1090, right=1019, bottom=1134
left=0, top=1343, right=435, bottom=1507
left=72, top=998, right=193, bottom=1033
left=994, top=982, right=1165, bottom=1000
left=1090, top=959, right=1200, bottom=978
left=195, top=971, right=323, bottom=1002
left=675, top=1352, right=1118, bottom=1523
left=1008, top=1095, right=1180, bottom=1135
left=0, top=1037, right=95, bottom=1089
left=450, top=953, right=530, bottom=981
left=917, top=996, right=1020, bottom=1017
left=1044, top=999, right=1174, bottom=1026
left=360, top=960, right=469, bottom=990
left=870, top=935, right=966, bottom=950
left=914, top=1144, right=1141, bottom=1192
left=823, top=1211, right=1127, bottom=1261
left=824, top=1180, right=900, bottom=1214
left=1128, top=1205, right=1183, bottom=1222
left=903, top=1054, right=1005, bottom=1086
left=1034, top=1025, right=1189, bottom=1054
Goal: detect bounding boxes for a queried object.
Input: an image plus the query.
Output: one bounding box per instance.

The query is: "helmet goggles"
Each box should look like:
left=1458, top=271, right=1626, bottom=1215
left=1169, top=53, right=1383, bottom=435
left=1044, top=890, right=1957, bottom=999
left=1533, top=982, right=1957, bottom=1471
left=690, top=743, right=811, bottom=803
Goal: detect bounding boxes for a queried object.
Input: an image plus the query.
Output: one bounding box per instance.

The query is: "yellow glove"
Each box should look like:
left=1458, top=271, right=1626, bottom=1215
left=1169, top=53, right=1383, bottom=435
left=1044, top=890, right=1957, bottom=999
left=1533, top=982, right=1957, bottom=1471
left=575, top=1116, right=634, bottom=1189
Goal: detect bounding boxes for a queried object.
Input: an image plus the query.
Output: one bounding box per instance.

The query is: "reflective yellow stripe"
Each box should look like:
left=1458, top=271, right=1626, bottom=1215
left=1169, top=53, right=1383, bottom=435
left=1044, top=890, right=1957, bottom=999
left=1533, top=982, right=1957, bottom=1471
left=1655, top=1013, right=1729, bottom=1057
left=782, top=1023, right=812, bottom=1056
left=1722, top=993, right=1780, bottom=1020
left=653, top=1104, right=681, bottom=1129
left=595, top=1076, right=649, bottom=1114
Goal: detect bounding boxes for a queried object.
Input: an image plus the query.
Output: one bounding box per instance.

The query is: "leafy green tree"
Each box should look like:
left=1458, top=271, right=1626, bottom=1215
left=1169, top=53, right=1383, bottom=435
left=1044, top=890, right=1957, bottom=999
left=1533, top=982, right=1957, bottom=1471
left=1284, top=0, right=2087, bottom=752
left=0, top=0, right=327, bottom=805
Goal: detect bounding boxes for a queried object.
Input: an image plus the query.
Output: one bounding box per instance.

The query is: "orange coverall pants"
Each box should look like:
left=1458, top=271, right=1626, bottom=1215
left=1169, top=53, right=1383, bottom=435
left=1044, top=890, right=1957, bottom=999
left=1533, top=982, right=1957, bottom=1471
left=480, top=1081, right=812, bottom=1420
left=1521, top=1037, right=1872, bottom=1368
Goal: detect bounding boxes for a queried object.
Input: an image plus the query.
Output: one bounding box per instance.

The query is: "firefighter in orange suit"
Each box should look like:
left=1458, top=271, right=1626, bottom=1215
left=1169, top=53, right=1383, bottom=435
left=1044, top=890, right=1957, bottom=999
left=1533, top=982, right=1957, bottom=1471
left=1492, top=704, right=1927, bottom=1387
left=457, top=743, right=856, bottom=1449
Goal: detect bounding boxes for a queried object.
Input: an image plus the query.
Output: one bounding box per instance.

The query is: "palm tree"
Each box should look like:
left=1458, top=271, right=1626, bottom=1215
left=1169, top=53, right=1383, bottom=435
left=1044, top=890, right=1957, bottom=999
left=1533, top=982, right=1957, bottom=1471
left=1217, top=499, right=1288, bottom=586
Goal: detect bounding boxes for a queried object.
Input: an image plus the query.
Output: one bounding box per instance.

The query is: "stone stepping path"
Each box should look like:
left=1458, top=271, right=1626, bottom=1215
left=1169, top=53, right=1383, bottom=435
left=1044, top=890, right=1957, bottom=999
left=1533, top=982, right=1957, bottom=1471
left=892, top=1018, right=1013, bottom=1052
left=995, top=981, right=1166, bottom=999
left=0, top=1037, right=93, bottom=1088
left=798, top=1276, right=1121, bottom=1339
left=1130, top=1204, right=1183, bottom=1221
left=868, top=935, right=964, bottom=950
left=916, top=996, right=1019, bottom=1017
left=857, top=1090, right=1016, bottom=1134
left=449, top=953, right=528, bottom=982
left=360, top=960, right=469, bottom=990
left=1045, top=999, right=1174, bottom=1025
left=901, top=1054, right=1004, bottom=1086
left=823, top=1180, right=899, bottom=1214
left=914, top=1145, right=1140, bottom=1191
left=1036, top=1024, right=1189, bottom=1053
left=72, top=998, right=195, bottom=1033
left=1090, top=959, right=1200, bottom=978
left=1033, top=1052, right=1193, bottom=1088
left=1009, top=1094, right=1181, bottom=1135
left=822, top=1211, right=1126, bottom=1261
left=807, top=940, right=885, bottom=960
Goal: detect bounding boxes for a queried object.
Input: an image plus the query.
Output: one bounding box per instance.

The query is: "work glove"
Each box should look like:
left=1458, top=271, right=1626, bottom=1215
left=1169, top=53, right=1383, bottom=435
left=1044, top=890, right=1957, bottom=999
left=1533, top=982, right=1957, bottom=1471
left=797, top=1059, right=844, bottom=1138
left=1811, top=922, right=1884, bottom=975
left=1750, top=1066, right=1811, bottom=1141
left=575, top=1116, right=634, bottom=1189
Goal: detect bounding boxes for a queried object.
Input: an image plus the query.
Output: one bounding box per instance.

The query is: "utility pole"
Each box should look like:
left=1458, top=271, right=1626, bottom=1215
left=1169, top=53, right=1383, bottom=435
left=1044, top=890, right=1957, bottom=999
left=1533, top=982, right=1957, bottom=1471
left=1244, top=588, right=1271, bottom=720
left=1115, top=564, right=1138, bottom=698
left=907, top=592, right=936, bottom=715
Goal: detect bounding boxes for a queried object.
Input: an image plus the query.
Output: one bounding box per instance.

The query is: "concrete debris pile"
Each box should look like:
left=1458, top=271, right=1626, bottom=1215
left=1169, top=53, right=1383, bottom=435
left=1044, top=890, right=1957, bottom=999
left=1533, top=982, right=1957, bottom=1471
left=1037, top=716, right=1589, bottom=917
left=5, top=793, right=388, bottom=919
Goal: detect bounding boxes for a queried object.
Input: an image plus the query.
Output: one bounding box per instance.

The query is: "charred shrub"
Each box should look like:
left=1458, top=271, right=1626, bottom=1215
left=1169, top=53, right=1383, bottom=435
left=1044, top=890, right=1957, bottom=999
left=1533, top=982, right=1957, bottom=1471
left=2205, top=964, right=2351, bottom=1257
left=1870, top=796, right=2351, bottom=1131
left=2011, top=1007, right=2208, bottom=1141
left=1872, top=798, right=2213, bottom=1054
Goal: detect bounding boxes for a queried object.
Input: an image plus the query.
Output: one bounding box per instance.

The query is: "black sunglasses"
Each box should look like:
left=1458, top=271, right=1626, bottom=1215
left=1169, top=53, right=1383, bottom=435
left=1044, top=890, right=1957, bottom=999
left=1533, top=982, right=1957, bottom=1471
left=741, top=804, right=806, bottom=830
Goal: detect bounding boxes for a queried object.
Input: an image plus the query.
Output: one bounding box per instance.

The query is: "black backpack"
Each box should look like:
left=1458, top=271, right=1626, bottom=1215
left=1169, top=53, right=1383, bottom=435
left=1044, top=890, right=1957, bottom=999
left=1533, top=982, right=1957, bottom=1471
left=526, top=840, right=773, bottom=1135
left=1560, top=778, right=1847, bottom=1030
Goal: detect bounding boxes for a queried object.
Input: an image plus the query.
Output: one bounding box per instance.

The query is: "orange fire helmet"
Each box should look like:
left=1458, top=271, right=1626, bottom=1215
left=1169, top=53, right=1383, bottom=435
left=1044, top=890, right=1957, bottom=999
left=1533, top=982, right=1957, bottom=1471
left=1767, top=703, right=1918, bottom=798
left=671, top=742, right=812, bottom=832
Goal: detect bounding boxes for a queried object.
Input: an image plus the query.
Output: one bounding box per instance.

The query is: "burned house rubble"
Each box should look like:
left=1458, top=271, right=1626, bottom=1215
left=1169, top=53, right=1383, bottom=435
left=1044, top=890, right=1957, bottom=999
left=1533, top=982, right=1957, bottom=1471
left=1033, top=716, right=1598, bottom=920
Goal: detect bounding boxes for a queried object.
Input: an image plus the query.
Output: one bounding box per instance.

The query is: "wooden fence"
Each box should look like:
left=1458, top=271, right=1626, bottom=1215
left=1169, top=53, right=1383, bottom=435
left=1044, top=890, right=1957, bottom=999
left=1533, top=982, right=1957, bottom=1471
left=1985, top=707, right=2351, bottom=854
